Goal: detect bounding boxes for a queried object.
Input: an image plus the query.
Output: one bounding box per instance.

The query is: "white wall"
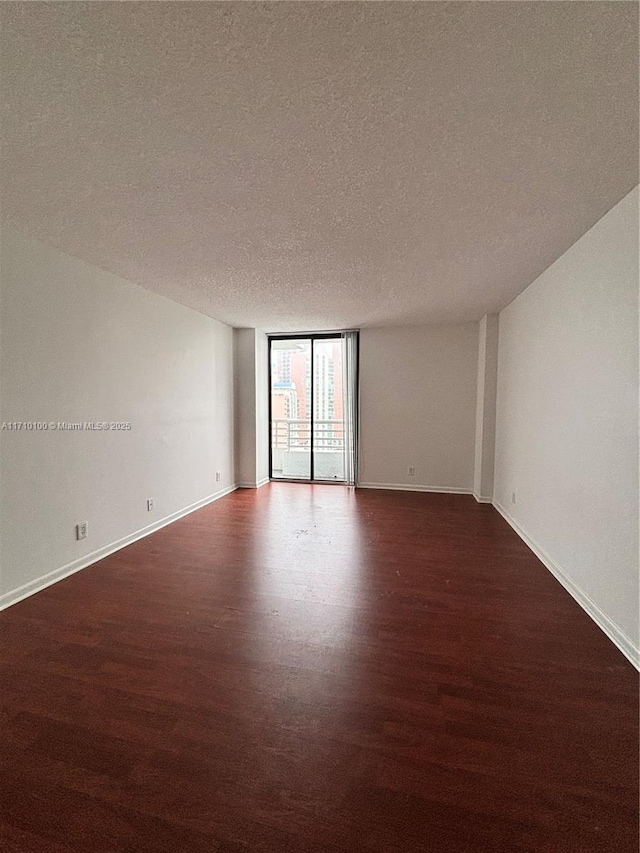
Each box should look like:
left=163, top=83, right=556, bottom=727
left=255, top=331, right=269, bottom=484
left=473, top=314, right=499, bottom=501
left=0, top=231, right=235, bottom=606
left=494, top=186, right=639, bottom=665
left=359, top=324, right=478, bottom=491
left=233, top=328, right=269, bottom=488
left=234, top=329, right=258, bottom=487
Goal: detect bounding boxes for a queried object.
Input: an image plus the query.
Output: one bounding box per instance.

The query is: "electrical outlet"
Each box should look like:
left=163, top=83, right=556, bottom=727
left=215, top=471, right=221, bottom=482
left=408, top=466, right=416, bottom=477
left=147, top=498, right=154, bottom=512
left=76, top=521, right=88, bottom=541
left=511, top=491, right=516, bottom=505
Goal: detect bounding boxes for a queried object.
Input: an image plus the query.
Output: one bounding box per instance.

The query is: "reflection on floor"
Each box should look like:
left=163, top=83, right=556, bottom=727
left=1, top=483, right=637, bottom=852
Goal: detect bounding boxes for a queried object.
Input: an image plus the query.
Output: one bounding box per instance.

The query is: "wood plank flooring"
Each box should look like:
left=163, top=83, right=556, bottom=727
left=1, top=484, right=637, bottom=852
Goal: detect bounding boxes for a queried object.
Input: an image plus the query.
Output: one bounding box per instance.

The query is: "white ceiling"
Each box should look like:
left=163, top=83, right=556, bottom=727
left=1, top=2, right=638, bottom=332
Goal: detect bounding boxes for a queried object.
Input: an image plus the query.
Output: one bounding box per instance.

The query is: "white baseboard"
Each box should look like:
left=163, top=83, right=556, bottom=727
left=238, top=477, right=270, bottom=489
left=493, top=500, right=640, bottom=671
left=357, top=482, right=472, bottom=495
left=473, top=493, right=493, bottom=503
left=0, top=483, right=239, bottom=613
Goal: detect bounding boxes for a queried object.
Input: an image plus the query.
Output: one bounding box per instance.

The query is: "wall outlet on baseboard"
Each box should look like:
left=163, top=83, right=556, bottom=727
left=511, top=491, right=517, bottom=505
left=215, top=471, right=221, bottom=482
left=76, top=521, right=88, bottom=541
left=408, top=466, right=416, bottom=477
left=147, top=498, right=154, bottom=512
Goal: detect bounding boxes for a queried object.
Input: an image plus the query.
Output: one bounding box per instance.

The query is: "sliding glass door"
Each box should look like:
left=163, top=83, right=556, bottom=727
left=270, top=338, right=312, bottom=480
left=269, top=332, right=358, bottom=483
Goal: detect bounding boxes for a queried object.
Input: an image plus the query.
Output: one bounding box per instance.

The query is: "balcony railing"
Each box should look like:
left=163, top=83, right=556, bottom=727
left=271, top=419, right=344, bottom=452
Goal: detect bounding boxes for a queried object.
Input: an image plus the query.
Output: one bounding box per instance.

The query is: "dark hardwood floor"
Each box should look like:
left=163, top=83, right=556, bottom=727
left=1, top=484, right=637, bottom=852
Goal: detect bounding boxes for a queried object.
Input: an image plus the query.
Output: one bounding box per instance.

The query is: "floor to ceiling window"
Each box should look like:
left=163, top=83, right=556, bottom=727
left=269, top=332, right=358, bottom=484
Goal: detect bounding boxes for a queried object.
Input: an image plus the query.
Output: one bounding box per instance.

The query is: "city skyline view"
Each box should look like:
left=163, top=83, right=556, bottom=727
left=270, top=338, right=345, bottom=480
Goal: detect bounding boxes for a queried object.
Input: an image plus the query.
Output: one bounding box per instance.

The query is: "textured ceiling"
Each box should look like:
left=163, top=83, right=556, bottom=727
left=1, top=2, right=638, bottom=332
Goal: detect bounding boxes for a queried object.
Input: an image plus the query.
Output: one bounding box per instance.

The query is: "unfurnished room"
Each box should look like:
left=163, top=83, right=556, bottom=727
left=0, top=2, right=638, bottom=852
